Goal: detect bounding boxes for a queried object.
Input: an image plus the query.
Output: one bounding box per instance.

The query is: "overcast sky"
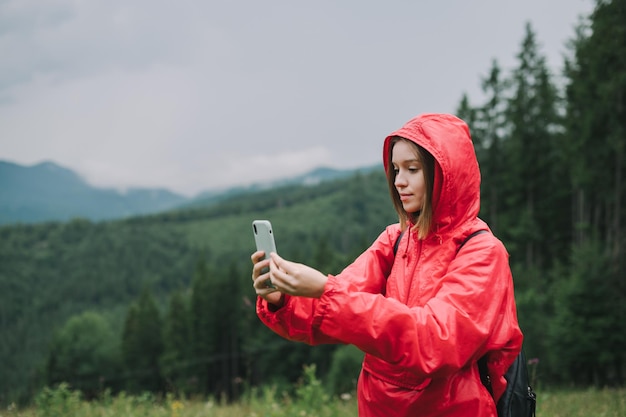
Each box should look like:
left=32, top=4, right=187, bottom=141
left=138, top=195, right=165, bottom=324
left=0, top=0, right=594, bottom=197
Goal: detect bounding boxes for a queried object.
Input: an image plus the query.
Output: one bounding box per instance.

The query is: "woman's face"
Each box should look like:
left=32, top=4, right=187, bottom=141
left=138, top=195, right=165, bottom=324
left=391, top=140, right=426, bottom=214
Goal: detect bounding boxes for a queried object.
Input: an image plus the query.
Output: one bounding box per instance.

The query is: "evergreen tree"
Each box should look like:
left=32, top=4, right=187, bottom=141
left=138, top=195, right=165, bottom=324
left=217, top=263, right=245, bottom=400
left=121, top=287, right=164, bottom=393
left=160, top=290, right=193, bottom=394
left=504, top=22, right=565, bottom=272
left=472, top=59, right=510, bottom=234
left=189, top=258, right=218, bottom=394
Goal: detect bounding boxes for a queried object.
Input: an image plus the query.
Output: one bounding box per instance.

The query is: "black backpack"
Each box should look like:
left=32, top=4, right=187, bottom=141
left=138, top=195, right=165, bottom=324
left=393, top=229, right=537, bottom=417
left=478, top=349, right=536, bottom=417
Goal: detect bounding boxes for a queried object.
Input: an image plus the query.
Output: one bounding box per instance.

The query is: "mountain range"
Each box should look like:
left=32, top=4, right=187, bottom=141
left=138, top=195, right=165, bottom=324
left=0, top=160, right=379, bottom=225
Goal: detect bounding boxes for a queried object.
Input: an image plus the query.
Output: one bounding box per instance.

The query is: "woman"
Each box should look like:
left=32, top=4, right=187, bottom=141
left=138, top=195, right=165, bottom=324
left=251, top=113, right=523, bottom=416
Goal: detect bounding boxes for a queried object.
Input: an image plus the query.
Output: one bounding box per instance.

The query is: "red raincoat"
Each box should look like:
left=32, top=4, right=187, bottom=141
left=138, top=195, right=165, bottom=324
left=257, top=114, right=523, bottom=416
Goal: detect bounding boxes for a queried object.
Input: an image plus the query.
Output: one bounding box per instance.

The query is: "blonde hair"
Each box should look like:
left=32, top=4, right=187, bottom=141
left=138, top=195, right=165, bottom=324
left=386, top=137, right=435, bottom=239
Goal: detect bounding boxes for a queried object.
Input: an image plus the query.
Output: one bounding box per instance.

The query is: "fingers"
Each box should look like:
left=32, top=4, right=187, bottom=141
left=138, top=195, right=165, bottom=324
left=269, top=252, right=288, bottom=272
left=252, top=266, right=279, bottom=292
left=252, top=250, right=273, bottom=282
left=252, top=251, right=326, bottom=303
left=268, top=254, right=288, bottom=279
left=268, top=253, right=327, bottom=298
left=252, top=259, right=268, bottom=280
left=268, top=253, right=297, bottom=293
left=251, top=250, right=265, bottom=264
left=251, top=252, right=277, bottom=288
left=254, top=276, right=279, bottom=293
left=250, top=250, right=284, bottom=307
left=253, top=276, right=283, bottom=306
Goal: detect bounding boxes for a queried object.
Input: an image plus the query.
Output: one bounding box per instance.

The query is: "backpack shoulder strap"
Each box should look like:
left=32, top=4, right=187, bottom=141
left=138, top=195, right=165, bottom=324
left=457, top=229, right=488, bottom=253
left=393, top=229, right=405, bottom=255
left=394, top=229, right=488, bottom=257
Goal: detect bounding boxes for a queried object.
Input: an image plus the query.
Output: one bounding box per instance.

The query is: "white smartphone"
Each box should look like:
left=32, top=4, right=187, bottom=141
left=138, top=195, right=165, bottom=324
left=252, top=220, right=277, bottom=287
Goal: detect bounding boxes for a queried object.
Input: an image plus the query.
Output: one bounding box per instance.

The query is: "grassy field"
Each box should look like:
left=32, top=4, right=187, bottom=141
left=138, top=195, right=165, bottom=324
left=4, top=384, right=625, bottom=417
left=537, top=387, right=626, bottom=417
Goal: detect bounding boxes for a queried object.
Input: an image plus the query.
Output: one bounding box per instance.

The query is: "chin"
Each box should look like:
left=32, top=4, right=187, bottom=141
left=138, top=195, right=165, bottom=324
left=403, top=203, right=422, bottom=214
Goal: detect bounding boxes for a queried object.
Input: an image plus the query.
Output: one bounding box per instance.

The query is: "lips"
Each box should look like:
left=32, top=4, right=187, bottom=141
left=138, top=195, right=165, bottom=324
left=399, top=193, right=412, bottom=201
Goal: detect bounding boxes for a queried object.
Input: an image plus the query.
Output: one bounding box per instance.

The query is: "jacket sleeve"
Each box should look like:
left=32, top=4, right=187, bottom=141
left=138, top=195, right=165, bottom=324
left=314, top=233, right=522, bottom=378
left=256, top=225, right=401, bottom=344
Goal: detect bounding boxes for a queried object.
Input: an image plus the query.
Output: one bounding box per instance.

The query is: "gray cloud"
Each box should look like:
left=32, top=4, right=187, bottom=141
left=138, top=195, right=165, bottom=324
left=0, top=0, right=593, bottom=196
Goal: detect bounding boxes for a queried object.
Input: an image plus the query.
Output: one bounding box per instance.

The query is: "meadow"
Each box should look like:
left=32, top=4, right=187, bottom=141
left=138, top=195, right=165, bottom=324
left=4, top=381, right=625, bottom=417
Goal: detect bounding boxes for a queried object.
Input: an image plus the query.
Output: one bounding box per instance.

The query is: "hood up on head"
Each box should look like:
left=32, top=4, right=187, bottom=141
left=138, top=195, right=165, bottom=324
left=383, top=113, right=481, bottom=234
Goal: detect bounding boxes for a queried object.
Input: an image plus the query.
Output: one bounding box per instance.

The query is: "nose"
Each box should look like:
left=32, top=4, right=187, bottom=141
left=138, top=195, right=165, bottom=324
left=395, top=170, right=407, bottom=187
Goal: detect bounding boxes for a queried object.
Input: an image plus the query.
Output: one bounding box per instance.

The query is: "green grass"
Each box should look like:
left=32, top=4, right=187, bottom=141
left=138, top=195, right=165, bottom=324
left=537, top=387, right=626, bottom=417
left=6, top=383, right=625, bottom=417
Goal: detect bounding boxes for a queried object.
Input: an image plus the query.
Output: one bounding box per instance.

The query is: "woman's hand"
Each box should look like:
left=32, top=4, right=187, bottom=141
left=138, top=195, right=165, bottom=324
left=251, top=251, right=328, bottom=305
left=268, top=253, right=328, bottom=298
left=251, top=250, right=284, bottom=306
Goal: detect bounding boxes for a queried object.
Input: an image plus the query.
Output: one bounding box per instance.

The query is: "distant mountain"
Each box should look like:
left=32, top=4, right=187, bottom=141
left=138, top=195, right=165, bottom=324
left=0, top=160, right=188, bottom=224
left=186, top=165, right=381, bottom=208
left=0, top=160, right=382, bottom=224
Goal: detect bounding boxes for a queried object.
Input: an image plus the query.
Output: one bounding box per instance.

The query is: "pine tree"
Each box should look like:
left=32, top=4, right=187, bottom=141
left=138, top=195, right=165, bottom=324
left=121, top=287, right=164, bottom=393
left=504, top=22, right=565, bottom=271
left=160, top=290, right=192, bottom=393
left=189, top=258, right=218, bottom=394
left=473, top=59, right=509, bottom=234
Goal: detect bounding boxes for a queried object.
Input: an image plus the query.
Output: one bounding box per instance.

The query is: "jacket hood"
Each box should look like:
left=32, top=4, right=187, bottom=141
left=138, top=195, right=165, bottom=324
left=383, top=113, right=481, bottom=234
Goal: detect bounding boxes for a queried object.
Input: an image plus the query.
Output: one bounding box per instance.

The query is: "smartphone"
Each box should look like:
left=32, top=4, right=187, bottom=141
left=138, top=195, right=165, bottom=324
left=252, top=220, right=277, bottom=288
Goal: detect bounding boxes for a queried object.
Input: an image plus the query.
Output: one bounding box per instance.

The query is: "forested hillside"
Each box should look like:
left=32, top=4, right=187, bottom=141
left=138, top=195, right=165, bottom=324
left=0, top=170, right=396, bottom=404
left=1, top=0, right=625, bottom=407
